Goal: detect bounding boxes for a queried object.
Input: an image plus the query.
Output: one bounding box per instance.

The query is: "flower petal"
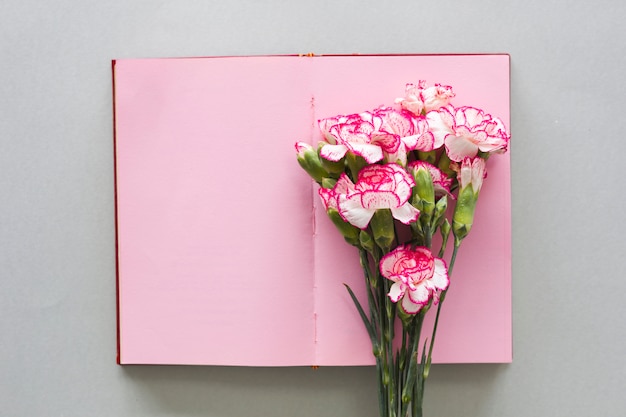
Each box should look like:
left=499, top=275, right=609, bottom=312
left=349, top=143, right=384, bottom=163
left=320, top=144, right=349, bottom=161
left=425, top=107, right=454, bottom=149
left=338, top=195, right=376, bottom=229
left=388, top=281, right=405, bottom=303
left=390, top=202, right=420, bottom=224
left=407, top=284, right=430, bottom=305
left=431, top=259, right=449, bottom=291
left=380, top=247, right=405, bottom=278
left=401, top=294, right=423, bottom=314
left=360, top=191, right=401, bottom=209
left=444, top=134, right=479, bottom=162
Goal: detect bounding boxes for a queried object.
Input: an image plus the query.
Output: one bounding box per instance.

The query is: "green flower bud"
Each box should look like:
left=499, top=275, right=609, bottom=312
left=412, top=166, right=435, bottom=224
left=295, top=142, right=328, bottom=183
left=438, top=218, right=451, bottom=258
left=451, top=157, right=486, bottom=241
left=440, top=218, right=451, bottom=243
left=452, top=185, right=478, bottom=241
left=431, top=195, right=448, bottom=229
left=327, top=208, right=360, bottom=246
left=370, top=209, right=395, bottom=251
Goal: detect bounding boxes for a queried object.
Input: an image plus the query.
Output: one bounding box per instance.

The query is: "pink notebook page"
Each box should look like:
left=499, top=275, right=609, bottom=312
left=114, top=54, right=511, bottom=366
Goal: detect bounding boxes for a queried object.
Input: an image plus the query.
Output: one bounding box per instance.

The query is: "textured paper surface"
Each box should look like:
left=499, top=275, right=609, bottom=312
left=114, top=55, right=511, bottom=365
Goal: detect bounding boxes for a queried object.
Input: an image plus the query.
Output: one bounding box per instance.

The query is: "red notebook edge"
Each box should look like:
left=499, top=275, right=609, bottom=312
left=111, top=59, right=122, bottom=365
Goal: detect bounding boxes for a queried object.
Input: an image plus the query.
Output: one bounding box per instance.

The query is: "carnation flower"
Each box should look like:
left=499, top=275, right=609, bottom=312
left=396, top=81, right=455, bottom=116
left=328, top=163, right=420, bottom=229
left=426, top=106, right=509, bottom=162
left=380, top=245, right=449, bottom=314
left=318, top=112, right=401, bottom=164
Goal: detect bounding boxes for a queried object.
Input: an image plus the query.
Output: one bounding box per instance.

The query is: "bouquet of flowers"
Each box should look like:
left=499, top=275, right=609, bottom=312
left=295, top=81, right=510, bottom=417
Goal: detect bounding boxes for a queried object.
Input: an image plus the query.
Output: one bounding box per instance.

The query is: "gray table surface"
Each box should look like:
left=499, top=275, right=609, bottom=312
left=2, top=1, right=625, bottom=416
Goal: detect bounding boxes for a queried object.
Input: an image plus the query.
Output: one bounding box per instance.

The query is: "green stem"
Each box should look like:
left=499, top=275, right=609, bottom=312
left=423, top=224, right=432, bottom=250
left=424, top=241, right=461, bottom=382
left=400, top=313, right=424, bottom=417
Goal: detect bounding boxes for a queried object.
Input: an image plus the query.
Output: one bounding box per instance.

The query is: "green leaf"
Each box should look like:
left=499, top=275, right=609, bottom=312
left=344, top=284, right=376, bottom=344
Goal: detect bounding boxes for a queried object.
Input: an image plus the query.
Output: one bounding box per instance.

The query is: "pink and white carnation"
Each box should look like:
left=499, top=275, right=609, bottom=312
left=453, top=156, right=487, bottom=194
left=319, top=175, right=354, bottom=211
left=380, top=245, right=449, bottom=314
left=426, top=106, right=510, bottom=162
left=318, top=112, right=401, bottom=164
left=324, top=163, right=420, bottom=229
left=396, top=81, right=455, bottom=116
left=407, top=160, right=453, bottom=197
left=362, top=107, right=436, bottom=164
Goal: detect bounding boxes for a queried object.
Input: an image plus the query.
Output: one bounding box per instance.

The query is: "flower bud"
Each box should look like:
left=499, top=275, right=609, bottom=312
left=411, top=165, right=435, bottom=225
left=370, top=209, right=395, bottom=251
left=452, top=185, right=477, bottom=241
left=295, top=142, right=328, bottom=183
left=431, top=195, right=448, bottom=230
left=327, top=208, right=360, bottom=246
left=440, top=218, right=451, bottom=241
left=438, top=218, right=451, bottom=257
left=451, top=157, right=485, bottom=241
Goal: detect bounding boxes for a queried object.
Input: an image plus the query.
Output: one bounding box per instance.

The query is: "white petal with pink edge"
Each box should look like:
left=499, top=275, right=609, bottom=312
left=338, top=195, right=376, bottom=229
left=407, top=284, right=430, bottom=305
left=379, top=249, right=404, bottom=277
left=431, top=259, right=449, bottom=291
left=445, top=134, right=479, bottom=162
left=425, top=108, right=454, bottom=149
left=349, top=143, right=384, bottom=163
left=359, top=191, right=402, bottom=210
left=388, top=281, right=406, bottom=303
left=401, top=295, right=424, bottom=314
left=320, top=144, right=349, bottom=161
left=390, top=202, right=420, bottom=224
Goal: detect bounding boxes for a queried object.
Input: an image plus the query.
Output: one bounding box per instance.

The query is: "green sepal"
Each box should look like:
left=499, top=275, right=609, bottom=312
left=346, top=153, right=367, bottom=180
left=437, top=152, right=455, bottom=178
left=370, top=209, right=395, bottom=251
left=359, top=230, right=375, bottom=253
left=318, top=144, right=345, bottom=175
left=417, top=150, right=436, bottom=164
left=321, top=177, right=337, bottom=189
left=398, top=305, right=415, bottom=329
left=327, top=208, right=360, bottom=246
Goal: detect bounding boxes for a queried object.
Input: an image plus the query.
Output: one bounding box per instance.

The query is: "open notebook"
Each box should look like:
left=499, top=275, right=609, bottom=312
left=113, top=54, right=511, bottom=366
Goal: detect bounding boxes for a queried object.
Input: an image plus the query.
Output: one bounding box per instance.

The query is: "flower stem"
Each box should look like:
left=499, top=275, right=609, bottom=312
left=424, top=241, right=461, bottom=380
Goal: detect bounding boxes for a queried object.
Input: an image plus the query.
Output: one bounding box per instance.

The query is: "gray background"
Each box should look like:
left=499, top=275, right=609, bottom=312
left=1, top=0, right=625, bottom=416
